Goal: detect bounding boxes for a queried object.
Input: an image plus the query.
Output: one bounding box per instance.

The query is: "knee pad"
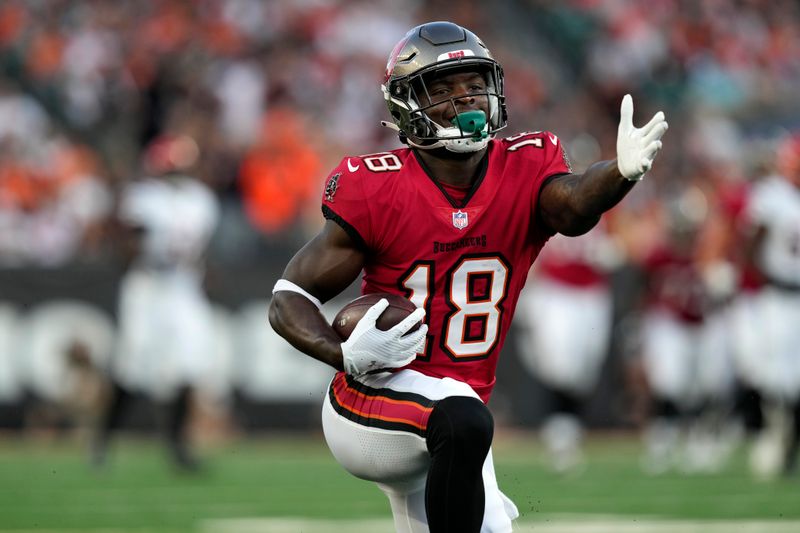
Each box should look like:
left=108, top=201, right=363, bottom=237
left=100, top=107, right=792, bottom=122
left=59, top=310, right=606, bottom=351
left=427, top=396, right=493, bottom=460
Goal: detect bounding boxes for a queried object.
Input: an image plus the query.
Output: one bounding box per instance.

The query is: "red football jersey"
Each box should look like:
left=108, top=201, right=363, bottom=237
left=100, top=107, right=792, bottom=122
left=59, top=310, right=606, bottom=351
left=321, top=132, right=571, bottom=402
left=535, top=221, right=611, bottom=288
left=643, top=245, right=708, bottom=324
left=717, top=181, right=764, bottom=292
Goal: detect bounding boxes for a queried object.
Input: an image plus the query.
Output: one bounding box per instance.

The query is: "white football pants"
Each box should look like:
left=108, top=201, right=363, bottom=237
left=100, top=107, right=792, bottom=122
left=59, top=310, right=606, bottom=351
left=321, top=369, right=518, bottom=532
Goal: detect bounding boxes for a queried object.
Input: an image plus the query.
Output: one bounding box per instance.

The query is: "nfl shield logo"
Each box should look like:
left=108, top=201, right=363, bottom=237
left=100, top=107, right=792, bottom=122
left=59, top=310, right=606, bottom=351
left=452, top=210, right=468, bottom=230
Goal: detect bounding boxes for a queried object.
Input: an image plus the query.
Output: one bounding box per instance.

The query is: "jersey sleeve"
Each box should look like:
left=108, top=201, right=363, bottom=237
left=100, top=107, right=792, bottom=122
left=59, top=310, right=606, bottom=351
left=500, top=131, right=572, bottom=189
left=320, top=157, right=372, bottom=249
left=538, top=131, right=572, bottom=179
left=533, top=132, right=572, bottom=231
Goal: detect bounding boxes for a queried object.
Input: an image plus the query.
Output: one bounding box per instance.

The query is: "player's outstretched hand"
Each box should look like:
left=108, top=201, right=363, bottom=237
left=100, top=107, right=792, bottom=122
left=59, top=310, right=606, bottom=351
left=341, top=299, right=427, bottom=376
left=616, top=94, right=668, bottom=181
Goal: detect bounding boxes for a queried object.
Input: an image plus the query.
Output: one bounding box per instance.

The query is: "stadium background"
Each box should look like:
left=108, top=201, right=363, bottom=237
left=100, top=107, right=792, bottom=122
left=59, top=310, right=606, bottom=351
left=0, top=0, right=799, bottom=531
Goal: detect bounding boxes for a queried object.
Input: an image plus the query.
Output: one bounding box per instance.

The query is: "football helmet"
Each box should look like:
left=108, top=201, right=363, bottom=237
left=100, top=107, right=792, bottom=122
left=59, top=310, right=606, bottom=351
left=381, top=21, right=507, bottom=153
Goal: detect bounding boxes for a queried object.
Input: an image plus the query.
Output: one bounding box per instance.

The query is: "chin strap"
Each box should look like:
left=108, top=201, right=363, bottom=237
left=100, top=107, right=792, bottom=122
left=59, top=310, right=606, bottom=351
left=381, top=120, right=441, bottom=150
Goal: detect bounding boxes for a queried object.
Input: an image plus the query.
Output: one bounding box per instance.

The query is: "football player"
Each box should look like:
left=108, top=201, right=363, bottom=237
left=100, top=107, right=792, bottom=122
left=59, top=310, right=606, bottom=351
left=693, top=159, right=766, bottom=471
left=92, top=135, right=220, bottom=471
left=269, top=21, right=667, bottom=532
left=744, top=133, right=800, bottom=478
left=636, top=188, right=736, bottom=474
left=514, top=220, right=622, bottom=474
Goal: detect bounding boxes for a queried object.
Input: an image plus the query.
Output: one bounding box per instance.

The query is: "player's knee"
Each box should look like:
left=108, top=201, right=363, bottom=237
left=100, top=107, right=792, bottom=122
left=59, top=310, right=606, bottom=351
left=427, top=396, right=493, bottom=460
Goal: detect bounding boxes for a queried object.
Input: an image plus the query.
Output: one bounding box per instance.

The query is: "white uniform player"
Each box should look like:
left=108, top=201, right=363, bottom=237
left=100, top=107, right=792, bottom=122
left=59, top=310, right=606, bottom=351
left=114, top=176, right=220, bottom=400
left=515, top=222, right=621, bottom=472
left=745, top=142, right=800, bottom=477
left=94, top=173, right=219, bottom=470
left=637, top=196, right=737, bottom=474
left=745, top=175, right=800, bottom=402
left=702, top=180, right=766, bottom=434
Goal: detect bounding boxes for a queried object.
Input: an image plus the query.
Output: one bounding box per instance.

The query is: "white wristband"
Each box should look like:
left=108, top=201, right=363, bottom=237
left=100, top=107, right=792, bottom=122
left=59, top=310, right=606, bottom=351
left=272, top=279, right=322, bottom=310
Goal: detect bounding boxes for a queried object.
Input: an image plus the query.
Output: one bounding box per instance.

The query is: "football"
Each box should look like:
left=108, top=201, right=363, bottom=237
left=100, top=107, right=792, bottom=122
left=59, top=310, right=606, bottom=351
left=332, top=293, right=421, bottom=341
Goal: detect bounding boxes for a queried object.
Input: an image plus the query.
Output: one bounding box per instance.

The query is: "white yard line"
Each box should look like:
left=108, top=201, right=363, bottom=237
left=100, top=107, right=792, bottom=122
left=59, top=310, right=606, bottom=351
left=200, top=517, right=800, bottom=533
left=4, top=518, right=799, bottom=533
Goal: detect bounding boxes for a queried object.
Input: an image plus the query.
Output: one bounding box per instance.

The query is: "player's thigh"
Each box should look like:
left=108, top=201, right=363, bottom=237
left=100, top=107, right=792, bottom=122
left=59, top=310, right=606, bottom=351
left=785, top=294, right=800, bottom=399
left=642, top=312, right=693, bottom=400
left=729, top=293, right=763, bottom=387
left=322, top=394, right=429, bottom=485
left=759, top=290, right=800, bottom=400
left=521, top=282, right=586, bottom=384
left=322, top=370, right=480, bottom=485
left=569, top=286, right=613, bottom=392
left=696, top=310, right=735, bottom=398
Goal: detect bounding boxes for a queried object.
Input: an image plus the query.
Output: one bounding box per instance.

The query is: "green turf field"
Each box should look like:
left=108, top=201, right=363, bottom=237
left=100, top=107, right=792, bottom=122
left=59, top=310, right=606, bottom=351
left=0, top=433, right=797, bottom=532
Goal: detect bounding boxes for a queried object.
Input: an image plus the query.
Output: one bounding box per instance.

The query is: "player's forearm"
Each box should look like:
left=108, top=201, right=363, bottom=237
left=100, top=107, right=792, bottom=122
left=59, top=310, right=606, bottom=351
left=572, top=159, right=636, bottom=219
left=268, top=292, right=344, bottom=371
left=541, top=159, right=636, bottom=236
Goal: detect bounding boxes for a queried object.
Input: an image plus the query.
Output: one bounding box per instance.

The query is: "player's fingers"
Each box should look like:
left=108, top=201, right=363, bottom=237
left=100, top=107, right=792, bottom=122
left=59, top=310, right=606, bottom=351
left=639, top=158, right=653, bottom=173
left=394, top=325, right=428, bottom=361
left=642, top=122, right=669, bottom=145
left=641, top=112, right=667, bottom=136
left=418, top=322, right=428, bottom=338
left=410, top=324, right=428, bottom=352
left=391, top=307, right=426, bottom=336
left=396, top=323, right=427, bottom=348
left=643, top=140, right=662, bottom=159
left=619, top=94, right=633, bottom=130
left=360, top=298, right=389, bottom=324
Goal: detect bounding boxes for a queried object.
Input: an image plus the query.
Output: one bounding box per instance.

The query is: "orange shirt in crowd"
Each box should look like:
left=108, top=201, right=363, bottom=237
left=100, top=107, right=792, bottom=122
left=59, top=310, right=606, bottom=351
left=238, top=109, right=320, bottom=234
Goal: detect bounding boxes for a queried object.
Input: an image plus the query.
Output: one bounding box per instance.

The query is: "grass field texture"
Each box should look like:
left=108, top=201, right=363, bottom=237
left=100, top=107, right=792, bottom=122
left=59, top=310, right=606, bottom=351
left=0, top=433, right=798, bottom=532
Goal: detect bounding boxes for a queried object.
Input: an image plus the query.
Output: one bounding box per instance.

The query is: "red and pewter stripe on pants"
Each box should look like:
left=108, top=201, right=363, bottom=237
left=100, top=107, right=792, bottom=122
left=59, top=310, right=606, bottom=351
left=328, top=372, right=436, bottom=437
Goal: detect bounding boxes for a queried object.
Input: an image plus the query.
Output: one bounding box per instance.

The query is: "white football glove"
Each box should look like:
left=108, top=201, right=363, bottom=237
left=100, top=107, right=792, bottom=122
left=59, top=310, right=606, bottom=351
left=616, top=94, right=668, bottom=181
left=341, top=299, right=428, bottom=376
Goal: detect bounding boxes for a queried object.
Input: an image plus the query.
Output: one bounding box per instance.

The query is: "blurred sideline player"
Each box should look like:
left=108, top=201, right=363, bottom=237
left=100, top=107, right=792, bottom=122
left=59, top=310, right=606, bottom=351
left=269, top=21, right=667, bottom=532
left=515, top=219, right=622, bottom=473
left=743, top=133, right=800, bottom=478
left=92, top=135, right=220, bottom=471
left=636, top=187, right=736, bottom=474
left=693, top=156, right=768, bottom=467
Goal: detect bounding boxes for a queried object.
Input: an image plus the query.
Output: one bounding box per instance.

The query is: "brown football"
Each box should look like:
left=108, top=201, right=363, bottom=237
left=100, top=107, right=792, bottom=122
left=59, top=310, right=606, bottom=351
left=332, top=293, right=420, bottom=341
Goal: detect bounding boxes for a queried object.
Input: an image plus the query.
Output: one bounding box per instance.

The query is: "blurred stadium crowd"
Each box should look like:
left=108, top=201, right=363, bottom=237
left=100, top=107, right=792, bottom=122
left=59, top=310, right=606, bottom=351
left=0, top=0, right=799, bottom=477
left=1, top=0, right=798, bottom=262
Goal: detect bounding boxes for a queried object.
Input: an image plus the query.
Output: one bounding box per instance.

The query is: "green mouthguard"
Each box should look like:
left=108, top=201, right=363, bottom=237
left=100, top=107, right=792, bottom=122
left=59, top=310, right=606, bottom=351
left=451, top=110, right=488, bottom=140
